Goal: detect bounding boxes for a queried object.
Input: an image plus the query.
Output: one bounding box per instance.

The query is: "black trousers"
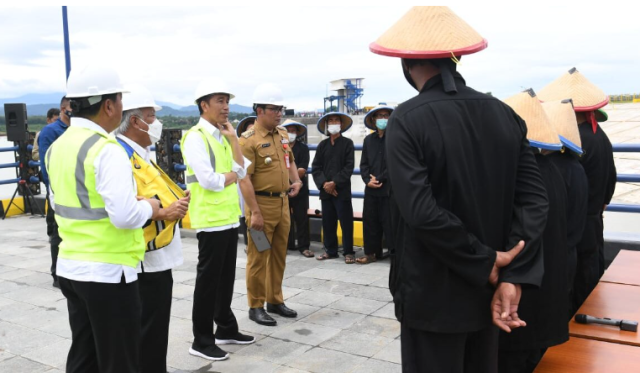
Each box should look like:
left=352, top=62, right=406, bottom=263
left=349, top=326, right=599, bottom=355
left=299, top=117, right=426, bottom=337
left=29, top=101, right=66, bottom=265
left=46, top=198, right=61, bottom=281
left=59, top=276, right=141, bottom=373
left=401, top=323, right=499, bottom=373
left=498, top=348, right=546, bottom=373
left=321, top=198, right=354, bottom=256
left=596, top=215, right=605, bottom=278
left=363, top=193, right=393, bottom=257
left=239, top=216, right=248, bottom=245
left=288, top=195, right=310, bottom=252
left=572, top=215, right=602, bottom=314
left=139, top=269, right=173, bottom=373
left=192, top=229, right=239, bottom=349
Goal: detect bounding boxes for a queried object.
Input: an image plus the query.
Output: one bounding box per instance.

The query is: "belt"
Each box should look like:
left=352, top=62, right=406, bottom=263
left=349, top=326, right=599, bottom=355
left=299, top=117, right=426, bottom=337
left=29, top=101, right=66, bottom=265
left=255, top=191, right=287, bottom=198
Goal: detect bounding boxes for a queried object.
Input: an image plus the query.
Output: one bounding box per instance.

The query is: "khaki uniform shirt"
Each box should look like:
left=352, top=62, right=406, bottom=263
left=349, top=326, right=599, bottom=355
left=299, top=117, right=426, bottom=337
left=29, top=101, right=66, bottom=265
left=239, top=123, right=295, bottom=194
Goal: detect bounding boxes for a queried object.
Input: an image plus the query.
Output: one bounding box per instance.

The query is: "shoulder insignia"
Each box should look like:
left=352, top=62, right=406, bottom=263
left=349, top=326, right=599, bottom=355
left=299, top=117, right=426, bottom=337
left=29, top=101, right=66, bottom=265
left=242, top=129, right=255, bottom=139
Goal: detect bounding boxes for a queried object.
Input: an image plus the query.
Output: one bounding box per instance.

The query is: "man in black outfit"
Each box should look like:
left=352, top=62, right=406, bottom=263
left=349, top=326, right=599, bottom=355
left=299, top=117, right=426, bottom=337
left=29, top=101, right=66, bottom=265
left=283, top=120, right=313, bottom=258
left=370, top=7, right=548, bottom=373
left=358, top=105, right=394, bottom=264
left=499, top=90, right=570, bottom=373
left=539, top=68, right=617, bottom=308
left=311, top=112, right=356, bottom=264
left=543, top=99, right=588, bottom=318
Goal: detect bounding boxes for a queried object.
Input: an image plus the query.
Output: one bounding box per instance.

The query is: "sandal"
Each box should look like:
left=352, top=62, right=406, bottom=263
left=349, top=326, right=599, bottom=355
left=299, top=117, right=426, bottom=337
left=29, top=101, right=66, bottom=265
left=345, top=254, right=356, bottom=264
left=300, top=249, right=314, bottom=258
left=316, top=253, right=338, bottom=261
left=356, top=254, right=376, bottom=264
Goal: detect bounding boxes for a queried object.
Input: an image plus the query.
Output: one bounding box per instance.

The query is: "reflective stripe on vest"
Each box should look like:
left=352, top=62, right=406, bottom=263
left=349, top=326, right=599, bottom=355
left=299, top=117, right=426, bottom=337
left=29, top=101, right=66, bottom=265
left=186, top=129, right=216, bottom=184
left=47, top=126, right=144, bottom=268
left=53, top=133, right=109, bottom=220
left=117, top=137, right=185, bottom=252
left=181, top=123, right=240, bottom=228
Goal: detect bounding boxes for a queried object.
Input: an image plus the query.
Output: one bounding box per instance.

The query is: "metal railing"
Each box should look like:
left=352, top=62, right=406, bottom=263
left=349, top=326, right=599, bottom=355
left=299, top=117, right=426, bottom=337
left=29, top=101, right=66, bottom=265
left=3, top=141, right=639, bottom=213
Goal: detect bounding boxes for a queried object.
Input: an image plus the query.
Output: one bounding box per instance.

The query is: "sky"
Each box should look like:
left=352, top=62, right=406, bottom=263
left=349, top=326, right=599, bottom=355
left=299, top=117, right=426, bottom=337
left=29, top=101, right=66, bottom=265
left=1, top=3, right=639, bottom=111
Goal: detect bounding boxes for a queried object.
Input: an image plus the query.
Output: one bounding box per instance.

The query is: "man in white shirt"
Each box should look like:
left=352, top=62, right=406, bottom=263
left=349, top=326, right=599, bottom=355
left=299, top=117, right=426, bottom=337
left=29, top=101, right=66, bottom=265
left=181, top=78, right=255, bottom=361
left=46, top=65, right=161, bottom=373
left=113, top=84, right=189, bottom=373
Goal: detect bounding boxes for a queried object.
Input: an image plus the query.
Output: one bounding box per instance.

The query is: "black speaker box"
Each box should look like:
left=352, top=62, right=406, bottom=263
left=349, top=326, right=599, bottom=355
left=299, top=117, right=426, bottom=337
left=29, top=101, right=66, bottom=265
left=4, top=103, right=28, bottom=142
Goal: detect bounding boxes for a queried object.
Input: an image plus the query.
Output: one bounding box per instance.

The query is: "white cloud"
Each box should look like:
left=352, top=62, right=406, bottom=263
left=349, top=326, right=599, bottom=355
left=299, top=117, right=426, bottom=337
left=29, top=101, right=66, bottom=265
left=0, top=4, right=639, bottom=110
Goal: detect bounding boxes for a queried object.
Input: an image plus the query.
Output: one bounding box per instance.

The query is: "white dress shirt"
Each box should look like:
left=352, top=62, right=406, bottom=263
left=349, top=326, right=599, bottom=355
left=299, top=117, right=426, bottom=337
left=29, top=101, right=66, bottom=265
left=56, top=118, right=153, bottom=284
left=182, top=117, right=250, bottom=232
left=117, top=134, right=184, bottom=273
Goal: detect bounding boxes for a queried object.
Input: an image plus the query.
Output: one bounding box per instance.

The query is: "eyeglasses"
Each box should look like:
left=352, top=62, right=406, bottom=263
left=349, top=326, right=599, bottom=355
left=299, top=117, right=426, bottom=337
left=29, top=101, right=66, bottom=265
left=265, top=106, right=284, bottom=114
left=374, top=113, right=390, bottom=119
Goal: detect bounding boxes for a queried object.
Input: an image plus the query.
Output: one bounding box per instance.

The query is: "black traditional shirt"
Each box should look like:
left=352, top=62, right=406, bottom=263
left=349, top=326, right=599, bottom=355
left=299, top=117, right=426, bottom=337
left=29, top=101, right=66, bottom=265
left=386, top=72, right=548, bottom=333
left=311, top=136, right=354, bottom=201
left=361, top=131, right=389, bottom=196
left=290, top=141, right=310, bottom=199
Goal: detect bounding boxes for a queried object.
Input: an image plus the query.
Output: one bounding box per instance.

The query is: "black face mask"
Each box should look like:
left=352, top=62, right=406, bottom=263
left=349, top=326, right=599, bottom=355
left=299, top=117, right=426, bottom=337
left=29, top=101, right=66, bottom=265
left=401, top=59, right=418, bottom=91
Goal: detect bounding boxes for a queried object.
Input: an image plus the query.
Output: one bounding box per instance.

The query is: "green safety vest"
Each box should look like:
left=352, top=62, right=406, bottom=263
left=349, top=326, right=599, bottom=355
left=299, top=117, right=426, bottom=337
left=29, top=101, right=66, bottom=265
left=46, top=126, right=144, bottom=268
left=181, top=122, right=240, bottom=228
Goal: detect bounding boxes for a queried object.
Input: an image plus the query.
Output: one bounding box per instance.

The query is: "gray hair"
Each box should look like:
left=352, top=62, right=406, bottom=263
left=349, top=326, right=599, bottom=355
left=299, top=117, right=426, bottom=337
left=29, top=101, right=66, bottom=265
left=114, top=108, right=143, bottom=136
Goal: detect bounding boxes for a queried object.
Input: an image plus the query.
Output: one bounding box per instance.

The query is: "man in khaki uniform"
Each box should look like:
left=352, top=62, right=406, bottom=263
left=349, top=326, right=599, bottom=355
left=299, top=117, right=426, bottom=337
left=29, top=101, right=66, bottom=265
left=239, top=83, right=303, bottom=326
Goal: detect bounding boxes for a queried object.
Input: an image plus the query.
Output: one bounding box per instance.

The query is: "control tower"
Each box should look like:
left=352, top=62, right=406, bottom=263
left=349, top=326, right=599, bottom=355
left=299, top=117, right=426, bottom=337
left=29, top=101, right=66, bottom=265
left=324, top=78, right=364, bottom=114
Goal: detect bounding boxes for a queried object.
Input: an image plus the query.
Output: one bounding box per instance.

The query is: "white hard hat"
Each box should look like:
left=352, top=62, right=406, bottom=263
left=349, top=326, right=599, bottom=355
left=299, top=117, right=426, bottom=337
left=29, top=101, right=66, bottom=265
left=66, top=64, right=128, bottom=100
left=122, top=83, right=162, bottom=112
left=252, top=83, right=284, bottom=106
left=194, top=78, right=235, bottom=104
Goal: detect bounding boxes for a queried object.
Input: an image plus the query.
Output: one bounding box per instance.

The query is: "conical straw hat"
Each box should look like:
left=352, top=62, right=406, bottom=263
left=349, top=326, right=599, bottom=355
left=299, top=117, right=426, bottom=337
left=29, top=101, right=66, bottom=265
left=537, top=68, right=608, bottom=112
left=542, top=99, right=583, bottom=155
left=370, top=6, right=487, bottom=59
left=317, top=112, right=353, bottom=135
left=364, top=105, right=394, bottom=130
left=281, top=119, right=307, bottom=135
left=236, top=116, right=256, bottom=137
left=504, top=89, right=562, bottom=151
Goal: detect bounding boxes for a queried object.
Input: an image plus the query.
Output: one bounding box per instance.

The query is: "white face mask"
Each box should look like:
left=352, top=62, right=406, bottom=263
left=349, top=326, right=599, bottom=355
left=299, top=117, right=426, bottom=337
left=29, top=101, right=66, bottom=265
left=288, top=133, right=297, bottom=142
left=328, top=124, right=341, bottom=135
left=137, top=118, right=163, bottom=144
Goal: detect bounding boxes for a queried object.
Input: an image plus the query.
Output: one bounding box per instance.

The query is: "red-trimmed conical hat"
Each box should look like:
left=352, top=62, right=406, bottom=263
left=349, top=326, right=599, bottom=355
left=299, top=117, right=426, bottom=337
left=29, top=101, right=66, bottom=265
left=538, top=68, right=608, bottom=112
left=369, top=6, right=487, bottom=59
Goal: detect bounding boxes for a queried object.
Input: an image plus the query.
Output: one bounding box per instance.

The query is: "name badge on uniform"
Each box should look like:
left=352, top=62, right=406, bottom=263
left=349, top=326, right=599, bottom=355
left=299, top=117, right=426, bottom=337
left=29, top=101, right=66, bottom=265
left=261, top=143, right=271, bottom=148
left=281, top=139, right=289, bottom=144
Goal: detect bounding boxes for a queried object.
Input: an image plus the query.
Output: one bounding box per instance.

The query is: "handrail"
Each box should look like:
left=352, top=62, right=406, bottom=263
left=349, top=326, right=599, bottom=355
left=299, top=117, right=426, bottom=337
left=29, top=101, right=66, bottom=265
left=127, top=141, right=640, bottom=213
left=613, top=144, right=640, bottom=153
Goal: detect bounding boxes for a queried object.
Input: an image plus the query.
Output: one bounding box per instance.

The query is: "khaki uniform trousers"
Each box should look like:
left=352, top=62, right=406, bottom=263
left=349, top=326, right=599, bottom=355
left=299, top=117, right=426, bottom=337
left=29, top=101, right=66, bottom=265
left=246, top=195, right=290, bottom=308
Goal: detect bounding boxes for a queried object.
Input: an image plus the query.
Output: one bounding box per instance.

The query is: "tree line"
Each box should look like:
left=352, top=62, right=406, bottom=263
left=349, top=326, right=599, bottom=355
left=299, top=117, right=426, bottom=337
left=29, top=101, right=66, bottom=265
left=0, top=112, right=254, bottom=135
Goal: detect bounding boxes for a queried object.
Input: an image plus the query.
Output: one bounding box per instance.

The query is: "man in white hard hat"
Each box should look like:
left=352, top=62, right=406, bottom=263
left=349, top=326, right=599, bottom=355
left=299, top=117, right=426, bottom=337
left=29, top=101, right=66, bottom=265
left=182, top=78, right=255, bottom=362
left=239, top=83, right=302, bottom=326
left=45, top=65, right=161, bottom=373
left=113, top=84, right=190, bottom=373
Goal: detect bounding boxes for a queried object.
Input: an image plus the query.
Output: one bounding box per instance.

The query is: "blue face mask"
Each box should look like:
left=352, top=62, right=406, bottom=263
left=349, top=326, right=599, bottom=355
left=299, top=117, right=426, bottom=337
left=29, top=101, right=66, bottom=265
left=376, top=119, right=388, bottom=130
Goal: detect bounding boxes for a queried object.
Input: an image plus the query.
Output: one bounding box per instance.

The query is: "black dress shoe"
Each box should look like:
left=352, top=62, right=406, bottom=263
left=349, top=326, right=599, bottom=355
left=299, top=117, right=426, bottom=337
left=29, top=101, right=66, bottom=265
left=249, top=307, right=277, bottom=326
left=266, top=303, right=298, bottom=318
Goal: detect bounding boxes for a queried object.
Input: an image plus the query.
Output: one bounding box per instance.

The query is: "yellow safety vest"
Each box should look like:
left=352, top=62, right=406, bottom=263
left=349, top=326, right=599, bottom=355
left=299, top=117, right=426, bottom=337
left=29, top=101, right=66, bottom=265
left=181, top=123, right=240, bottom=228
left=45, top=126, right=144, bottom=268
left=117, top=137, right=185, bottom=251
